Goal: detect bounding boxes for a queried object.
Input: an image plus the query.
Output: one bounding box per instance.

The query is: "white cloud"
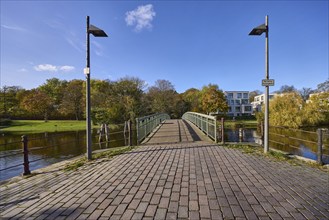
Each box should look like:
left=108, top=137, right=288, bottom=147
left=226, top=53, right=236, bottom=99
left=34, top=64, right=58, bottom=72
left=1, top=24, right=26, bottom=32
left=34, top=64, right=75, bottom=72
left=18, top=68, right=28, bottom=72
left=60, top=66, right=75, bottom=72
left=65, top=31, right=84, bottom=53
left=91, top=41, right=103, bottom=56
left=125, top=4, right=156, bottom=32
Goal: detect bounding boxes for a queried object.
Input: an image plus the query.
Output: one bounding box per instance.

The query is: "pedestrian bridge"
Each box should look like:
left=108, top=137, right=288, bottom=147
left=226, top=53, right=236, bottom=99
left=136, top=112, right=218, bottom=145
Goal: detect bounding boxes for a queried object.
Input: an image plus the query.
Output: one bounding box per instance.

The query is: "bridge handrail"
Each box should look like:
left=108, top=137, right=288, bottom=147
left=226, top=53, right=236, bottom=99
left=182, top=112, right=217, bottom=142
left=136, top=113, right=170, bottom=144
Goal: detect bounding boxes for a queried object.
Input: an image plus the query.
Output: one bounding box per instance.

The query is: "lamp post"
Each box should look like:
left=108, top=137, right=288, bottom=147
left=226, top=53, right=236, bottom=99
left=85, top=16, right=108, bottom=160
left=249, top=15, right=273, bottom=153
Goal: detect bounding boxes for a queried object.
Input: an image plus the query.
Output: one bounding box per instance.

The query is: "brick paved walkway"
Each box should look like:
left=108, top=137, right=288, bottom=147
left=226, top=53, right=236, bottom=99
left=1, top=119, right=328, bottom=219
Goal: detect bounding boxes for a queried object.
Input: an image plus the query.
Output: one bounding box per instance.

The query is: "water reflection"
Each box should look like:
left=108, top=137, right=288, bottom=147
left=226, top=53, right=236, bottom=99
left=0, top=128, right=135, bottom=181
left=225, top=127, right=329, bottom=164
left=1, top=126, right=328, bottom=181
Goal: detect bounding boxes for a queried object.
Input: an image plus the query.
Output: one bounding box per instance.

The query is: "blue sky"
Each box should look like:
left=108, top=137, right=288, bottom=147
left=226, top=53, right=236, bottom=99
left=1, top=1, right=328, bottom=93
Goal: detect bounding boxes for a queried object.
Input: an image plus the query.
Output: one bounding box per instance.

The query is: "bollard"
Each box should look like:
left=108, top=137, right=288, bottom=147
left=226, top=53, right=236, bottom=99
left=260, top=121, right=264, bottom=146
left=317, top=129, right=323, bottom=165
left=22, top=135, right=31, bottom=175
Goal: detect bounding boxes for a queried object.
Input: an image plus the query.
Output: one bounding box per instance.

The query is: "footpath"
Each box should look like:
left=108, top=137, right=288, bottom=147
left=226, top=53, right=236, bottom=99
left=1, top=119, right=328, bottom=219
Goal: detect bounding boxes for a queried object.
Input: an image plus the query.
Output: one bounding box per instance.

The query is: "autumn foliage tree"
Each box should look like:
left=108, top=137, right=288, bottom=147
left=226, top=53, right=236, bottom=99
left=200, top=84, right=228, bottom=114
left=269, top=92, right=304, bottom=128
left=21, top=90, right=54, bottom=121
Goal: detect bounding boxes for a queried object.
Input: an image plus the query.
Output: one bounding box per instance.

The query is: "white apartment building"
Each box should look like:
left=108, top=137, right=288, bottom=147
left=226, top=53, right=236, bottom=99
left=224, top=91, right=253, bottom=117
left=251, top=94, right=276, bottom=113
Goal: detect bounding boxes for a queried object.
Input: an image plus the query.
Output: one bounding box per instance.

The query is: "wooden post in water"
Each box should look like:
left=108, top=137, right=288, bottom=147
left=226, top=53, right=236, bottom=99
left=221, top=118, right=225, bottom=145
left=128, top=120, right=132, bottom=146
left=105, top=124, right=110, bottom=143
left=317, top=128, right=323, bottom=165
left=22, top=135, right=31, bottom=175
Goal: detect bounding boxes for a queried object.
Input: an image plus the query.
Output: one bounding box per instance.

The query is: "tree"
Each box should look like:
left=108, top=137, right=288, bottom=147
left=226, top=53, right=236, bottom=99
left=249, top=90, right=262, bottom=103
left=182, top=88, right=201, bottom=112
left=146, top=79, right=177, bottom=116
left=200, top=84, right=228, bottom=115
left=299, top=87, right=313, bottom=101
left=21, top=90, right=54, bottom=121
left=113, top=77, right=146, bottom=121
left=0, top=86, right=24, bottom=118
left=303, top=92, right=329, bottom=126
left=276, top=85, right=297, bottom=94
left=38, top=78, right=67, bottom=104
left=317, top=79, right=329, bottom=92
left=269, top=92, right=304, bottom=128
left=60, top=80, right=84, bottom=120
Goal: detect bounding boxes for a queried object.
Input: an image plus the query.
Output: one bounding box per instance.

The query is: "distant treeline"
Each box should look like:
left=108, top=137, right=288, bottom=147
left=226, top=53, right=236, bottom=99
left=0, top=77, right=228, bottom=124
left=1, top=77, right=328, bottom=128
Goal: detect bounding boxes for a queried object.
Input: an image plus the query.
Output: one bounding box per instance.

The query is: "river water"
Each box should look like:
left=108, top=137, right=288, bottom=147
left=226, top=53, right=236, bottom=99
left=1, top=127, right=328, bottom=182
left=0, top=129, right=130, bottom=181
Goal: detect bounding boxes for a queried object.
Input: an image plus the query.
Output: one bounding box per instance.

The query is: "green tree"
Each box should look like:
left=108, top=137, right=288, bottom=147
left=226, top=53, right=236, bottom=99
left=146, top=79, right=177, bottom=116
left=21, top=90, right=54, bottom=121
left=182, top=88, right=201, bottom=112
left=200, top=84, right=228, bottom=114
left=113, top=77, right=146, bottom=121
left=60, top=80, right=85, bottom=120
left=0, top=86, right=24, bottom=118
left=269, top=92, right=304, bottom=128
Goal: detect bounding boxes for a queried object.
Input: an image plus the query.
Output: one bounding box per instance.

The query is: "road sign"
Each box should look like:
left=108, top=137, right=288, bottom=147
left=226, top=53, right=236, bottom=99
left=262, top=79, right=275, bottom=86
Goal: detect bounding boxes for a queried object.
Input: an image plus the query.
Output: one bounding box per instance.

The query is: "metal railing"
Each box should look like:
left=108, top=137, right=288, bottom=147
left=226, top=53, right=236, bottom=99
left=182, top=112, right=217, bottom=142
left=269, top=126, right=329, bottom=165
left=0, top=122, right=134, bottom=180
left=136, top=113, right=170, bottom=144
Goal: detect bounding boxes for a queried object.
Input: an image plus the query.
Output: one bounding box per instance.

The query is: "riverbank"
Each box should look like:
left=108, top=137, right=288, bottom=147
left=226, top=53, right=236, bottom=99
left=223, top=119, right=258, bottom=128
left=0, top=120, right=99, bottom=133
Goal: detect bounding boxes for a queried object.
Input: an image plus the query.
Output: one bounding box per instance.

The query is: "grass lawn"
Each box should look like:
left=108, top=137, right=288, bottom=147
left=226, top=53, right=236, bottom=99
left=0, top=120, right=94, bottom=133
left=223, top=119, right=258, bottom=128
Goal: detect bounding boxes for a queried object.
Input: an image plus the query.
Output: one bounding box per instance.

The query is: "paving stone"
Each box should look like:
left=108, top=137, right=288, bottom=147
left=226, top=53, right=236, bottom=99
left=1, top=119, right=329, bottom=220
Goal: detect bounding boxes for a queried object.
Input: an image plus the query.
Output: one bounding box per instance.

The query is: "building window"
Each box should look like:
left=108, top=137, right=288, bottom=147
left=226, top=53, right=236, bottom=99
left=230, top=100, right=234, bottom=105
left=243, top=93, right=248, bottom=99
left=227, top=93, right=233, bottom=99
left=237, top=93, right=242, bottom=98
left=235, top=106, right=241, bottom=112
left=244, top=106, right=252, bottom=111
left=242, top=99, right=248, bottom=104
left=228, top=107, right=232, bottom=112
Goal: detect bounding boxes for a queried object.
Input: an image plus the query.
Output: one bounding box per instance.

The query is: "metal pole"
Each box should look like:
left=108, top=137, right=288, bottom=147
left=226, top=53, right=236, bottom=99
left=86, top=16, right=92, bottom=160
left=264, top=15, right=269, bottom=153
left=22, top=135, right=31, bottom=175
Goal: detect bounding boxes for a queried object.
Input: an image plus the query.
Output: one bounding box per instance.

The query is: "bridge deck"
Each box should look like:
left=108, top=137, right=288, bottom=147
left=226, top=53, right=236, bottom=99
left=1, top=119, right=328, bottom=219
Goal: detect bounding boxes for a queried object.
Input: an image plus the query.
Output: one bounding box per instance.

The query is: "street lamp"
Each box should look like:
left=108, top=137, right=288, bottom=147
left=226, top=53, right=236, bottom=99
left=249, top=15, right=273, bottom=153
left=85, top=16, right=108, bottom=160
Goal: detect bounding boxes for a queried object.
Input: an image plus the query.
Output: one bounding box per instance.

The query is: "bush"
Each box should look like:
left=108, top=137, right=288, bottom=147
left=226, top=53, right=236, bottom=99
left=0, top=118, right=12, bottom=126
